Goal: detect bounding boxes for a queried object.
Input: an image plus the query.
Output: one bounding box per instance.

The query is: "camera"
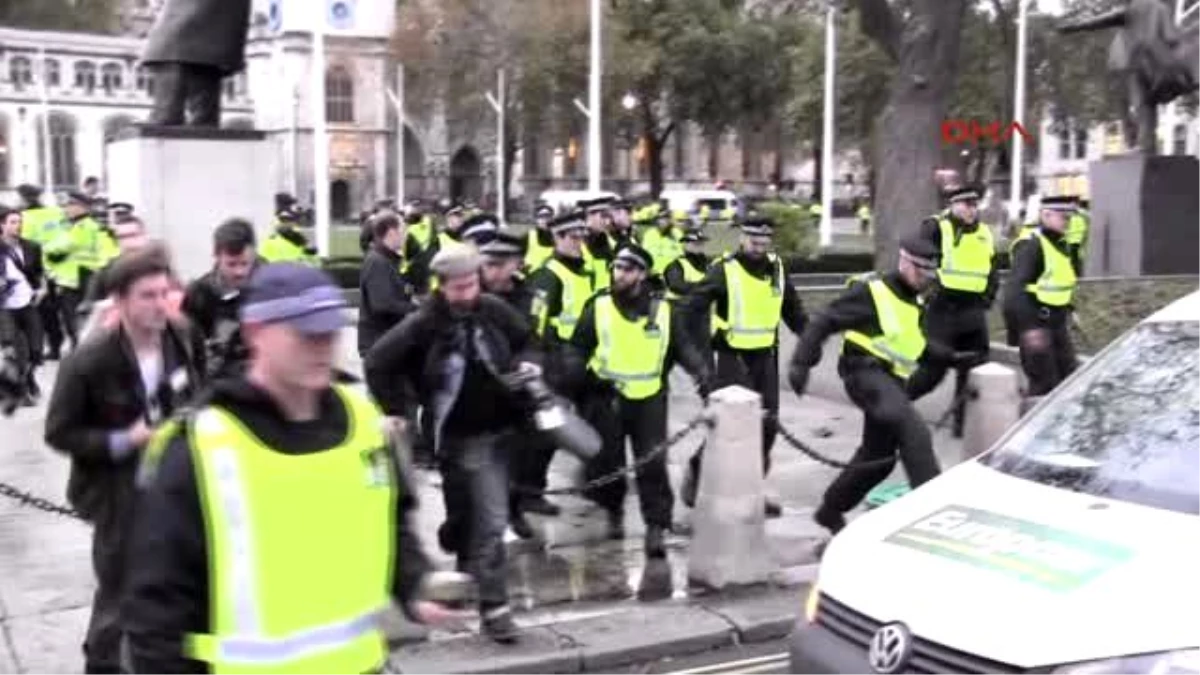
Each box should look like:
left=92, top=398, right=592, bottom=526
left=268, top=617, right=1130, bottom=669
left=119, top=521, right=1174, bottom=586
left=502, top=366, right=601, bottom=461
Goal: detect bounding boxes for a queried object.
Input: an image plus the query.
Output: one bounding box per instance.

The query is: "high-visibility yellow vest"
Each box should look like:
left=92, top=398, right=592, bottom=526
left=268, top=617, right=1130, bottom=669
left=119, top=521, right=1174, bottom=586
left=936, top=218, right=994, bottom=293
left=722, top=254, right=784, bottom=350
left=846, top=271, right=879, bottom=288
left=261, top=230, right=317, bottom=265
left=587, top=293, right=671, bottom=400
left=184, top=385, right=394, bottom=674
left=1066, top=213, right=1088, bottom=247
left=582, top=243, right=610, bottom=291
left=1023, top=230, right=1077, bottom=307
left=542, top=258, right=594, bottom=340
left=843, top=279, right=927, bottom=380
left=525, top=229, right=554, bottom=270
left=1009, top=224, right=1036, bottom=255
left=408, top=217, right=435, bottom=251
left=668, top=256, right=721, bottom=335
left=640, top=227, right=683, bottom=275
left=19, top=206, right=65, bottom=244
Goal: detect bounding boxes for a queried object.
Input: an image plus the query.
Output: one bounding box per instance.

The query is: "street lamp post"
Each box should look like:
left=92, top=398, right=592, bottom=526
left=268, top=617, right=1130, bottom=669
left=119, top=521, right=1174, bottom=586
left=485, top=69, right=507, bottom=224
left=1009, top=0, right=1030, bottom=226
left=587, top=0, right=602, bottom=192
left=386, top=64, right=406, bottom=207
left=310, top=2, right=331, bottom=256
left=819, top=1, right=836, bottom=248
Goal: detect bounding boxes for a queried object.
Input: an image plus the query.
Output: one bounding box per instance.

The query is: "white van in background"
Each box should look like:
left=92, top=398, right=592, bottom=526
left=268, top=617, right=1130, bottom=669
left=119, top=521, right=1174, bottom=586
left=538, top=189, right=620, bottom=215
left=659, top=189, right=740, bottom=221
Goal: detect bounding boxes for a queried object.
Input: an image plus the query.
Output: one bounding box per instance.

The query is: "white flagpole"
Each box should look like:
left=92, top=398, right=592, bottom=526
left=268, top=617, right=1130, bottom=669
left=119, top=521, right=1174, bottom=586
left=1009, top=0, right=1030, bottom=225
left=310, top=1, right=331, bottom=256
left=587, top=0, right=602, bottom=192
left=38, top=46, right=54, bottom=190
left=819, top=1, right=836, bottom=248
left=497, top=69, right=506, bottom=224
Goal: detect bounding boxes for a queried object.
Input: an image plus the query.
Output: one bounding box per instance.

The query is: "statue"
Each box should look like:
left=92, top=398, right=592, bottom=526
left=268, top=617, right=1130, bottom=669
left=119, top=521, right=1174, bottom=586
left=1058, top=0, right=1199, bottom=154
left=140, top=0, right=253, bottom=127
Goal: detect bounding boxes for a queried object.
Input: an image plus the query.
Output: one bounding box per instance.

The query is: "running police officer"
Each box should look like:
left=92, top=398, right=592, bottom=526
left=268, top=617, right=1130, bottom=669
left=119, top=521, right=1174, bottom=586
left=525, top=203, right=556, bottom=271
left=1004, top=195, right=1079, bottom=398
left=260, top=205, right=317, bottom=265
left=906, top=185, right=999, bottom=437
left=569, top=244, right=713, bottom=554
left=787, top=236, right=979, bottom=534
left=528, top=211, right=597, bottom=395
left=124, top=263, right=466, bottom=673
left=680, top=217, right=806, bottom=517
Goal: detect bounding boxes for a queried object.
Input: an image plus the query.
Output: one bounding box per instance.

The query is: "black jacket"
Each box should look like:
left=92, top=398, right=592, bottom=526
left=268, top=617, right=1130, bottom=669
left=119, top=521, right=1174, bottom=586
left=0, top=237, right=44, bottom=303
left=364, top=293, right=537, bottom=449
left=44, top=323, right=202, bottom=520
left=121, top=378, right=431, bottom=674
left=358, top=244, right=417, bottom=355
left=683, top=251, right=807, bottom=352
left=790, top=271, right=956, bottom=383
left=488, top=274, right=537, bottom=319
left=1004, top=227, right=1073, bottom=331
left=181, top=267, right=256, bottom=380
left=917, top=214, right=1000, bottom=309
left=568, top=287, right=714, bottom=398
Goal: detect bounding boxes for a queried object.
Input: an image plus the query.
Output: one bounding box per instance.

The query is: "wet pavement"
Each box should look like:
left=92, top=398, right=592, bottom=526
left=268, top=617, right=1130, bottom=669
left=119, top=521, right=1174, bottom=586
left=0, top=325, right=970, bottom=673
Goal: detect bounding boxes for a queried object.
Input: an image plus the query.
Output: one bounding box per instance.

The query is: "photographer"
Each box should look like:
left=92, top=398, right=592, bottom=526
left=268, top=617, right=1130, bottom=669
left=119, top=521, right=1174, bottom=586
left=365, top=246, right=538, bottom=645
left=1, top=205, right=45, bottom=407
left=181, top=218, right=260, bottom=382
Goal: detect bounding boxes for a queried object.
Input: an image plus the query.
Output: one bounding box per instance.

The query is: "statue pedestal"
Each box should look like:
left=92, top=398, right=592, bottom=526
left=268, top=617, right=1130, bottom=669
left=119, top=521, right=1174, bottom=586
left=1086, top=154, right=1199, bottom=277
left=105, top=125, right=275, bottom=280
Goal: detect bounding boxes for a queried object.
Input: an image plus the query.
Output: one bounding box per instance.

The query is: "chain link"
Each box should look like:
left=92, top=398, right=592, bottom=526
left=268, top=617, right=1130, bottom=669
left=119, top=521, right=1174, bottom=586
left=776, top=421, right=899, bottom=471
left=0, top=481, right=84, bottom=520
left=512, top=410, right=715, bottom=497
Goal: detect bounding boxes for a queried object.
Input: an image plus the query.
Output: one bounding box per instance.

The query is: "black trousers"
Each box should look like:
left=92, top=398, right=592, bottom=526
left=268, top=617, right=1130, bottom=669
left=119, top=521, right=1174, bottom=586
left=509, top=428, right=557, bottom=509
left=907, top=301, right=990, bottom=430
left=821, top=365, right=940, bottom=515
left=1, top=305, right=43, bottom=384
left=1017, top=319, right=1076, bottom=396
left=687, top=347, right=779, bottom=478
left=57, top=286, right=82, bottom=349
left=581, top=391, right=672, bottom=528
left=84, top=490, right=134, bottom=674
left=39, top=282, right=68, bottom=355
left=438, top=432, right=512, bottom=610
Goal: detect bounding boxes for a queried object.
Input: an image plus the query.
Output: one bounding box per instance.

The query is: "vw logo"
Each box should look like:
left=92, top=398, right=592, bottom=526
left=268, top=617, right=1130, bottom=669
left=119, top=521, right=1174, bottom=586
left=867, top=622, right=914, bottom=674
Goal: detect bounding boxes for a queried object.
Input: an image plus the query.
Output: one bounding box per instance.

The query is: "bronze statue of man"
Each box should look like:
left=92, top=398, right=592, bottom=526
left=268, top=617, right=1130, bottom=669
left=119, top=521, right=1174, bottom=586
left=1059, top=0, right=1199, bottom=154
left=141, top=0, right=253, bottom=127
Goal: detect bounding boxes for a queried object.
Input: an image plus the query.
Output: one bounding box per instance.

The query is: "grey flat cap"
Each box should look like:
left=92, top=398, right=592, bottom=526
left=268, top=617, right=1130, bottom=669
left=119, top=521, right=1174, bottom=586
left=430, top=244, right=481, bottom=279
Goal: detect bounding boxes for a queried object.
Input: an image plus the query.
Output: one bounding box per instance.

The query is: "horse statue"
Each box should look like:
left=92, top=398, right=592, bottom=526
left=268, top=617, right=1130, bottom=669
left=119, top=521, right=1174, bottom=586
left=1059, top=0, right=1199, bottom=154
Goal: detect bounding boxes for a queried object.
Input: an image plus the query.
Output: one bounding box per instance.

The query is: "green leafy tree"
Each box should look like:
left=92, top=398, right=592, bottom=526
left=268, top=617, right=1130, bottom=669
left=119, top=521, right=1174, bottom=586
left=0, top=0, right=119, bottom=32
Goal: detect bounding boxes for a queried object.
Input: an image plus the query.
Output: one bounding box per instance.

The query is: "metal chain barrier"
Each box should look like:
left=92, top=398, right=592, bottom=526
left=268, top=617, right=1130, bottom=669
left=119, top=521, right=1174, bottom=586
left=0, top=481, right=83, bottom=520
left=776, top=421, right=900, bottom=471
left=512, top=410, right=715, bottom=498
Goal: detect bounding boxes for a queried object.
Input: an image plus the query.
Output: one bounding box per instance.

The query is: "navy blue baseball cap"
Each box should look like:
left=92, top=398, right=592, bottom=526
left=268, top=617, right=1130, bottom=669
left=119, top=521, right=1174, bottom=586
left=240, top=263, right=348, bottom=334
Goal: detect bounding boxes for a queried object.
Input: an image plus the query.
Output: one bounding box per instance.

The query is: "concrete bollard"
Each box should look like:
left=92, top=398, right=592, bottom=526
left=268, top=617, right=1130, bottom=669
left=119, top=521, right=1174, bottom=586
left=687, top=385, right=773, bottom=589
left=962, top=362, right=1022, bottom=460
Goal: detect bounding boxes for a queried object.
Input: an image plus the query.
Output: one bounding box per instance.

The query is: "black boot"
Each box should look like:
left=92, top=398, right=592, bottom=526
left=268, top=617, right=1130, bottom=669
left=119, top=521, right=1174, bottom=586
left=606, top=509, right=625, bottom=540
left=644, top=525, right=667, bottom=559
left=510, top=512, right=535, bottom=540
left=482, top=606, right=520, bottom=644
left=813, top=504, right=846, bottom=535
left=521, top=496, right=561, bottom=516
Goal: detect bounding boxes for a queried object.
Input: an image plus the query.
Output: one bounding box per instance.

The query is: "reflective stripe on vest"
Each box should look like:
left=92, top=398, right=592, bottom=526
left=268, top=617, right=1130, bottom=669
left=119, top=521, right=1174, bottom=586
left=641, top=227, right=683, bottom=275
left=842, top=279, right=926, bottom=380
left=588, top=295, right=671, bottom=400
left=936, top=218, right=993, bottom=293
left=1024, top=231, right=1077, bottom=307
left=185, top=385, right=394, bottom=673
left=525, top=230, right=554, bottom=270
left=723, top=255, right=784, bottom=350
left=546, top=258, right=594, bottom=340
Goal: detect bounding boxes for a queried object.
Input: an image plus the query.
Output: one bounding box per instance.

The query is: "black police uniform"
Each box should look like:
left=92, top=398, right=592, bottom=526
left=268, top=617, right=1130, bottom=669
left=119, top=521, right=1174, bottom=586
left=907, top=188, right=1001, bottom=435
left=569, top=245, right=713, bottom=550
left=1003, top=223, right=1077, bottom=397
left=788, top=239, right=966, bottom=532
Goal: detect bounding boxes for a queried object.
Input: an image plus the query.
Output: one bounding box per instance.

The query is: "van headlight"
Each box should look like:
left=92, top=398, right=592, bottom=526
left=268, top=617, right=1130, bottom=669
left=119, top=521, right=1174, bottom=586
left=1052, top=649, right=1200, bottom=674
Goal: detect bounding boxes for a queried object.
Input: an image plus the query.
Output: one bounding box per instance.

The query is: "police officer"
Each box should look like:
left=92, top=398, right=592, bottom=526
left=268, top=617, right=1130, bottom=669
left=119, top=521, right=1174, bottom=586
left=787, top=236, right=977, bottom=534
left=527, top=211, right=597, bottom=393
left=1004, top=195, right=1079, bottom=398
left=680, top=217, right=807, bottom=517
left=906, top=185, right=1000, bottom=437
left=260, top=205, right=318, bottom=265
left=45, top=191, right=115, bottom=346
left=525, top=204, right=556, bottom=271
left=1066, top=196, right=1090, bottom=275
left=581, top=198, right=616, bottom=290
left=640, top=210, right=684, bottom=276
left=609, top=199, right=637, bottom=248
left=124, top=264, right=466, bottom=672
left=569, top=244, right=713, bottom=553
left=460, top=213, right=502, bottom=247
left=663, top=229, right=715, bottom=366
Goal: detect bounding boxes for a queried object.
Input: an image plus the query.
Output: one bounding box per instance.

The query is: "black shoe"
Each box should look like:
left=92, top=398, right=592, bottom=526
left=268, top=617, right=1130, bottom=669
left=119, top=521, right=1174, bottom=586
left=813, top=505, right=846, bottom=534
left=764, top=499, right=782, bottom=518
left=510, top=513, right=535, bottom=540
left=521, top=496, right=561, bottom=517
left=644, top=525, right=667, bottom=559
left=44, top=349, right=60, bottom=361
left=606, top=510, right=625, bottom=540
left=482, top=606, right=520, bottom=644
left=25, top=377, right=39, bottom=397
left=437, top=522, right=460, bottom=554
left=681, top=464, right=698, bottom=508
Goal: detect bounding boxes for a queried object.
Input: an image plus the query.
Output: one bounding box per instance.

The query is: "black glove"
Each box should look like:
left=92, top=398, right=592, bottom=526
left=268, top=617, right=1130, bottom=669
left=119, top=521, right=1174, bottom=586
left=788, top=362, right=810, bottom=396
left=303, top=246, right=319, bottom=256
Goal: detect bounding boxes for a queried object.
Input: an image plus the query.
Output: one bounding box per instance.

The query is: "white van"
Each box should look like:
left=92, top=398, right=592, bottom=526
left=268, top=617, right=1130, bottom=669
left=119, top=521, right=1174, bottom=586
left=659, top=189, right=740, bottom=221
left=538, top=189, right=620, bottom=215
left=790, top=290, right=1200, bottom=674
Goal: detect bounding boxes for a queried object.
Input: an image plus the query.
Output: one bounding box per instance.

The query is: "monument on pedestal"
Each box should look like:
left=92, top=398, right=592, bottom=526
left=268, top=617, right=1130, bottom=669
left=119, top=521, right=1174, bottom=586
left=1058, top=0, right=1200, bottom=276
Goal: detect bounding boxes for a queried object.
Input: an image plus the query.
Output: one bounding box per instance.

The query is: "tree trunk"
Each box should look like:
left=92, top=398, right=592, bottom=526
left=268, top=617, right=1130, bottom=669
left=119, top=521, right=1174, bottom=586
left=861, top=0, right=969, bottom=267
left=648, top=133, right=666, bottom=198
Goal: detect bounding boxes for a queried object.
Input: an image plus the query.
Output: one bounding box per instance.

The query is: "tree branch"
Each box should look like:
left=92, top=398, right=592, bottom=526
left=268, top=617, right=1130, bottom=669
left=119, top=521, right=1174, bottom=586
left=656, top=120, right=677, bottom=146
left=854, top=0, right=901, bottom=63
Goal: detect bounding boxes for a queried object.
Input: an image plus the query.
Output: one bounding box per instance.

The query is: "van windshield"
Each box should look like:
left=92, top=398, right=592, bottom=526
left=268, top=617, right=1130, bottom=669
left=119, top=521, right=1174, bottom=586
left=979, top=320, right=1200, bottom=516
